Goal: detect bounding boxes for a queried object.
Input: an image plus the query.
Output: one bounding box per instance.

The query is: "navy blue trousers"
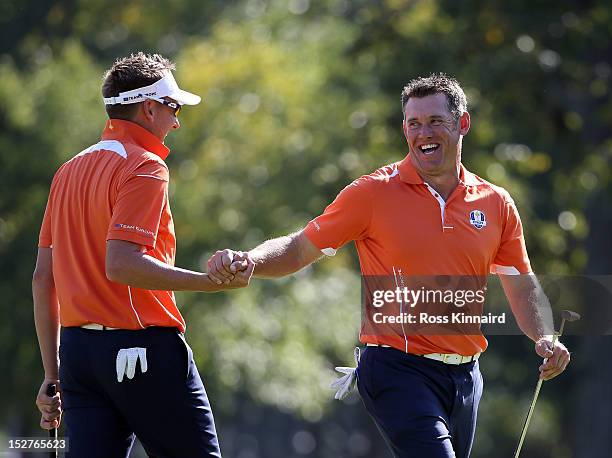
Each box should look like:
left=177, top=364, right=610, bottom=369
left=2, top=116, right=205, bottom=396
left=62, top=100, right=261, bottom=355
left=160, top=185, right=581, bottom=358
left=59, top=327, right=221, bottom=458
left=357, top=346, right=483, bottom=458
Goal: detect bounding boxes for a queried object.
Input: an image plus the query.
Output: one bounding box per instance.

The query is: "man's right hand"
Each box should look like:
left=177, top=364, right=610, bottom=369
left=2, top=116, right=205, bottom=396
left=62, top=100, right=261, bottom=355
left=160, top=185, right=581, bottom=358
left=36, top=378, right=62, bottom=430
left=207, top=249, right=254, bottom=288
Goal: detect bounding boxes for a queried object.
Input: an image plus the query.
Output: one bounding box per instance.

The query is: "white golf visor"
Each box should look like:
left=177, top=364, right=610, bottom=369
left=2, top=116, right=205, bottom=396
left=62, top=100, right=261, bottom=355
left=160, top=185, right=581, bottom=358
left=103, top=72, right=201, bottom=106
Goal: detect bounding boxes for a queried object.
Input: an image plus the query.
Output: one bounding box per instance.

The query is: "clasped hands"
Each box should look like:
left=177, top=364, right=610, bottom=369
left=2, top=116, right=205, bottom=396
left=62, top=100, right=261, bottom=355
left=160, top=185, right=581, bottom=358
left=206, top=249, right=254, bottom=289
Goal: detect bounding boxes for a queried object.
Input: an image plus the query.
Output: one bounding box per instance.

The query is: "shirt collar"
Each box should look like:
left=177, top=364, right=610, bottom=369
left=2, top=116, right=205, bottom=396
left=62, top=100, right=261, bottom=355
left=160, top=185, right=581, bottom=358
left=397, top=155, right=423, bottom=184
left=459, top=165, right=481, bottom=187
left=397, top=154, right=481, bottom=187
left=101, top=119, right=170, bottom=160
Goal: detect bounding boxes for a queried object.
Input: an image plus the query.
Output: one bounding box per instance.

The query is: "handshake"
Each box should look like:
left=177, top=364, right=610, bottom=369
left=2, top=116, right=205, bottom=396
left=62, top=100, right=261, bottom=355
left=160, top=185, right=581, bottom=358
left=205, top=249, right=255, bottom=289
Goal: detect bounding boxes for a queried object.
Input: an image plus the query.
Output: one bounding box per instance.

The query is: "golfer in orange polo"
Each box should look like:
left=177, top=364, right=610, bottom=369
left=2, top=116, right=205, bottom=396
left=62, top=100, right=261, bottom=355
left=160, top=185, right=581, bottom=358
left=33, top=52, right=253, bottom=457
left=207, top=74, right=571, bottom=457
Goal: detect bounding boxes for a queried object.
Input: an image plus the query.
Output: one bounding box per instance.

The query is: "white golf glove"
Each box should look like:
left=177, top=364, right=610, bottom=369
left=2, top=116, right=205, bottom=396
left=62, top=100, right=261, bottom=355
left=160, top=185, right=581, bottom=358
left=330, top=347, right=361, bottom=400
left=116, top=347, right=148, bottom=382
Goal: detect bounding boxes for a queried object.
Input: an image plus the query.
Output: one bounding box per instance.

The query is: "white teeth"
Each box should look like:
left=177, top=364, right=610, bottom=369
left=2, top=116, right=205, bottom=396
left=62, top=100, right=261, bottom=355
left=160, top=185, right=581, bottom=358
left=419, top=143, right=439, bottom=154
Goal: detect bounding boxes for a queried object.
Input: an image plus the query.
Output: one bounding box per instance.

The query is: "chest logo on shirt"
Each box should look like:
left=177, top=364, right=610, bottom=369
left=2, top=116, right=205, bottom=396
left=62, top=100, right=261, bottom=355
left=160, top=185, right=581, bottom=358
left=469, top=210, right=487, bottom=229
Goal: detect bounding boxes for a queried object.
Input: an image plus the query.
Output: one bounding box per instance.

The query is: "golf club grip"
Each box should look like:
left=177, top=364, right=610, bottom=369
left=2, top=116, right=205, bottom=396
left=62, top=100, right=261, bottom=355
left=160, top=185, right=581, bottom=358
left=45, top=383, right=58, bottom=458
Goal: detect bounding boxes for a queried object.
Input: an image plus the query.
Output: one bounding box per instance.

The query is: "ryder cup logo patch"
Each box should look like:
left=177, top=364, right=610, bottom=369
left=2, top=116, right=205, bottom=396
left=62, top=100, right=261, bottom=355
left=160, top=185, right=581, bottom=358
left=469, top=210, right=487, bottom=229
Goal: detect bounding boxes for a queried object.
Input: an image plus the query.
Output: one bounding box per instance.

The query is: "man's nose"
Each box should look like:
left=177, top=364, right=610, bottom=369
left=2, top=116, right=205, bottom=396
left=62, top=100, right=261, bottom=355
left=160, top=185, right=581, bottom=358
left=173, top=118, right=180, bottom=130
left=418, top=123, right=433, bottom=137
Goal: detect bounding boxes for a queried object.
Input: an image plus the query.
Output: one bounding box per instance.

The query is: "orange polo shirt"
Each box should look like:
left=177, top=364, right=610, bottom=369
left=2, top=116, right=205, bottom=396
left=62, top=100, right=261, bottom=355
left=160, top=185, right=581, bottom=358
left=304, top=155, right=531, bottom=355
left=38, top=119, right=185, bottom=332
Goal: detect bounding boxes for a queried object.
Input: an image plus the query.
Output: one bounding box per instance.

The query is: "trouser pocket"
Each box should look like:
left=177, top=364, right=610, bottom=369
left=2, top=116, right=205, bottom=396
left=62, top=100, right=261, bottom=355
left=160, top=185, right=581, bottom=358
left=176, top=332, right=192, bottom=380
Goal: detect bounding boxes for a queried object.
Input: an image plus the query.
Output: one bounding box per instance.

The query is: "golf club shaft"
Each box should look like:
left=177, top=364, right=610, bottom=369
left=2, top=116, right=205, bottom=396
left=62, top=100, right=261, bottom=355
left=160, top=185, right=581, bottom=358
left=513, top=329, right=561, bottom=458
left=514, top=378, right=543, bottom=457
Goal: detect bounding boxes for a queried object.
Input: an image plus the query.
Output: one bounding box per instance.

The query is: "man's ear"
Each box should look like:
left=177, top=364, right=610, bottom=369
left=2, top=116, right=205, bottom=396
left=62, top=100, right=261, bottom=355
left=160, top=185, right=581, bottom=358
left=402, top=116, right=409, bottom=141
left=459, top=111, right=470, bottom=136
left=142, top=100, right=156, bottom=121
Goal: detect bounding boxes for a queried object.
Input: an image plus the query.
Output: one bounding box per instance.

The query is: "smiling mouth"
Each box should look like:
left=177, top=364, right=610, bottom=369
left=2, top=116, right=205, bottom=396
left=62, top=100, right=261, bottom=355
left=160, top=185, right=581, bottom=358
left=419, top=143, right=440, bottom=155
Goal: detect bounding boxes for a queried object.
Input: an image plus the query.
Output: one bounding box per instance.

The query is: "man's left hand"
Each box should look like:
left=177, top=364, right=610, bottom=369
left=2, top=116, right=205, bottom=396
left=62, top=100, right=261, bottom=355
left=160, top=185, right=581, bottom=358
left=36, top=378, right=62, bottom=430
left=535, top=337, right=570, bottom=381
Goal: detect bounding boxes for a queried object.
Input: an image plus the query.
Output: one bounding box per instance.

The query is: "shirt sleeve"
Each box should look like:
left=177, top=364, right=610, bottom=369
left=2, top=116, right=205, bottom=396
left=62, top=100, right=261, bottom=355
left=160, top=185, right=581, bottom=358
left=107, top=159, right=169, bottom=249
left=491, top=198, right=532, bottom=275
left=38, top=190, right=54, bottom=248
left=303, top=176, right=373, bottom=254
left=38, top=169, right=63, bottom=248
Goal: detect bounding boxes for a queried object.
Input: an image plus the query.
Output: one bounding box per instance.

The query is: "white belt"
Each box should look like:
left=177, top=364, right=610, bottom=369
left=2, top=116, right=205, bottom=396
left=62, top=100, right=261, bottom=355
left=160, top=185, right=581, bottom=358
left=365, top=343, right=480, bottom=365
left=81, top=323, right=120, bottom=330
left=422, top=352, right=480, bottom=365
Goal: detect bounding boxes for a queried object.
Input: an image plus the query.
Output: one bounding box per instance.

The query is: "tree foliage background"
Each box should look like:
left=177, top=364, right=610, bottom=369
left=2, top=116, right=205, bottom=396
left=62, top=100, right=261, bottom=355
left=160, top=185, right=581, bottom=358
left=1, top=1, right=610, bottom=457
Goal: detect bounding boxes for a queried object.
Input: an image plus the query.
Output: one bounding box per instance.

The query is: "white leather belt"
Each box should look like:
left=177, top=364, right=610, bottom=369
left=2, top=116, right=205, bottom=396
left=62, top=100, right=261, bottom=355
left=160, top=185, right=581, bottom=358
left=365, top=343, right=480, bottom=365
left=81, top=323, right=120, bottom=330
left=422, top=352, right=480, bottom=365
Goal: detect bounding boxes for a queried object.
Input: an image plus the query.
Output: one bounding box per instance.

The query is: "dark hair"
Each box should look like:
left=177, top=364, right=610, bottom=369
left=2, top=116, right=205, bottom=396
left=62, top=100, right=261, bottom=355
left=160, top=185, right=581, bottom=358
left=400, top=73, right=467, bottom=121
left=102, top=52, right=176, bottom=120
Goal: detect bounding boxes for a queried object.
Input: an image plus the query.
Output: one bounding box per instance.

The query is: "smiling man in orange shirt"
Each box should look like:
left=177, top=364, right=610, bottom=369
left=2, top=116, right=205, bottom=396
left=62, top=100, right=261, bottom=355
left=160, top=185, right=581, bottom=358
left=33, top=52, right=253, bottom=458
left=208, top=74, right=571, bottom=457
